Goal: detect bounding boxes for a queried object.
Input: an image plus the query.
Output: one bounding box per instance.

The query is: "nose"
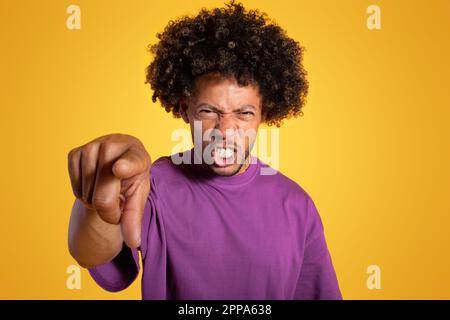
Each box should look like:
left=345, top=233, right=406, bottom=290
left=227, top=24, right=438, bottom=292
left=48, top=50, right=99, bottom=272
left=215, top=113, right=238, bottom=142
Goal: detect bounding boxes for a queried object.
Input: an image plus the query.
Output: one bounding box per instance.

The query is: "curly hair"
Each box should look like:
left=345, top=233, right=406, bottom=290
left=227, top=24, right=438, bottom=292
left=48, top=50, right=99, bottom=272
left=145, top=0, right=308, bottom=126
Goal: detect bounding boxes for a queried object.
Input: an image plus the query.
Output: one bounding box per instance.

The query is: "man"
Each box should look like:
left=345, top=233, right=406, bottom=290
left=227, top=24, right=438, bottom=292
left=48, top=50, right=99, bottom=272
left=67, top=1, right=342, bottom=299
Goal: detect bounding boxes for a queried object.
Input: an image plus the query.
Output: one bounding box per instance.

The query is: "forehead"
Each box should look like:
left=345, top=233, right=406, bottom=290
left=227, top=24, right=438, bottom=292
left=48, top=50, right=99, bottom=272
left=191, top=73, right=262, bottom=109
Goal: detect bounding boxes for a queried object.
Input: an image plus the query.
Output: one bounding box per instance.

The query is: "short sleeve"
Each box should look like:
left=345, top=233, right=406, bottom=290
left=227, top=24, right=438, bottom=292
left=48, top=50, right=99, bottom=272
left=88, top=243, right=140, bottom=292
left=88, top=181, right=156, bottom=292
left=294, top=196, right=342, bottom=300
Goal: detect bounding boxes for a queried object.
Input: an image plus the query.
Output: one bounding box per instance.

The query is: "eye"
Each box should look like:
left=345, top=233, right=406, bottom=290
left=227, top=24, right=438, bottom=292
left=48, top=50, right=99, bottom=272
left=240, top=111, right=255, bottom=116
left=197, top=109, right=218, bottom=119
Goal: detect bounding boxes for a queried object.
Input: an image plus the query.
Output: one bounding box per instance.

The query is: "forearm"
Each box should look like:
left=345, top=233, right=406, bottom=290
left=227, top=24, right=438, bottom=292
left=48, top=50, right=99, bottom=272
left=68, top=199, right=124, bottom=268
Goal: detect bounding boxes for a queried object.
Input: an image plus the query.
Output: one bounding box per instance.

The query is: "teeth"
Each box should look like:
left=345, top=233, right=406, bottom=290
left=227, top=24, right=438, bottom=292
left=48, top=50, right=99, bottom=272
left=216, top=147, right=234, bottom=158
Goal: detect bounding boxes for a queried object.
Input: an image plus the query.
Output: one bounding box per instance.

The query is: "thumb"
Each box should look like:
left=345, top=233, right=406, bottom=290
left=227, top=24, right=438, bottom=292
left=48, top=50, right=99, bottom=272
left=112, top=148, right=150, bottom=180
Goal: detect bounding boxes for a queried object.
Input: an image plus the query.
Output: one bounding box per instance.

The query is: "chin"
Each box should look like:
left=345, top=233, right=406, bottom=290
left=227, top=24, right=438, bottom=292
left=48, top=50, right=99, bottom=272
left=208, top=163, right=242, bottom=176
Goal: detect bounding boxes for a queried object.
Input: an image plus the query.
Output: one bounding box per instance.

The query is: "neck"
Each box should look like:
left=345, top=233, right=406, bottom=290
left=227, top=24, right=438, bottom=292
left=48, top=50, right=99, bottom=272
left=234, top=154, right=251, bottom=175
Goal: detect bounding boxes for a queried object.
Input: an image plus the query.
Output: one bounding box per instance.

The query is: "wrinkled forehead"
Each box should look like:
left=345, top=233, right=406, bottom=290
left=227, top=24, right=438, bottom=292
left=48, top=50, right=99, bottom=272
left=189, top=72, right=262, bottom=110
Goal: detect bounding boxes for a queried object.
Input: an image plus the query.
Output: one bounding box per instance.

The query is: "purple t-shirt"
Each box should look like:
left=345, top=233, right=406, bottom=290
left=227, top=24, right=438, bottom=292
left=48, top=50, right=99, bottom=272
left=88, top=149, right=342, bottom=299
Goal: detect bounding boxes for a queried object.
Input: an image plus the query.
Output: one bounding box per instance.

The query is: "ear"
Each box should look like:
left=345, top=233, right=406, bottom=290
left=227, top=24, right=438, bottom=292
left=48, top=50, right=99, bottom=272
left=179, top=100, right=189, bottom=124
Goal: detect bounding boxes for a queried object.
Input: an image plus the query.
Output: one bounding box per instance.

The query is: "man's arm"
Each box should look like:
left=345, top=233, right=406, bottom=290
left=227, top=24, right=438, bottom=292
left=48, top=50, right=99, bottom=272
left=68, top=199, right=123, bottom=268
left=67, top=134, right=151, bottom=269
left=294, top=196, right=342, bottom=299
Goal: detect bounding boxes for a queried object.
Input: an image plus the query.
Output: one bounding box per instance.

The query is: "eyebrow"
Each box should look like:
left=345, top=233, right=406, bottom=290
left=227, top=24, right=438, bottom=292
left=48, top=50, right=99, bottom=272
left=195, top=103, right=256, bottom=112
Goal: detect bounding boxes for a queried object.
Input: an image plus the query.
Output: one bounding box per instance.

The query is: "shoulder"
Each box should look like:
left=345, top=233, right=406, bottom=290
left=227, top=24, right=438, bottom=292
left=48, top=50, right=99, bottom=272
left=148, top=152, right=195, bottom=196
left=150, top=155, right=175, bottom=175
left=256, top=157, right=312, bottom=204
left=149, top=155, right=184, bottom=184
left=255, top=158, right=321, bottom=225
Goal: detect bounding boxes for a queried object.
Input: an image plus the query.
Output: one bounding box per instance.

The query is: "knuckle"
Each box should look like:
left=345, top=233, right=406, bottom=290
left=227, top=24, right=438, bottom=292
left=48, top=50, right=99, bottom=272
left=115, top=133, right=134, bottom=142
left=81, top=143, right=97, bottom=159
left=67, top=147, right=79, bottom=163
left=132, top=146, right=151, bottom=168
left=98, top=141, right=115, bottom=162
left=67, top=155, right=76, bottom=170
left=67, top=148, right=75, bottom=160
left=116, top=133, right=141, bottom=147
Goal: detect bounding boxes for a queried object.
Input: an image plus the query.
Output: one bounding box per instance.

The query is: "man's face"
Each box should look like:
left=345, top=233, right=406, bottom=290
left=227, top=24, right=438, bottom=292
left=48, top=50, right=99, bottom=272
left=181, top=73, right=264, bottom=176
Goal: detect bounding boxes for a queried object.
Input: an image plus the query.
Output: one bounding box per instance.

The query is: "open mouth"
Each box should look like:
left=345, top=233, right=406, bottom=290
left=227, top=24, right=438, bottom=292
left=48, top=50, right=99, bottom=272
left=211, top=146, right=236, bottom=167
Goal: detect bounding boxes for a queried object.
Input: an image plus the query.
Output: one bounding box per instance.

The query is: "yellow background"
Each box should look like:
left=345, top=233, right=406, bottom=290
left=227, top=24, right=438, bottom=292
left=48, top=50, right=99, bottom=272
left=0, top=0, right=449, bottom=299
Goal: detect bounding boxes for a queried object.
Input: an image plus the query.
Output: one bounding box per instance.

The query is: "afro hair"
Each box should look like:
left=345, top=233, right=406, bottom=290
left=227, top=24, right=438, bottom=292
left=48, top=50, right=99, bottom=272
left=145, top=0, right=309, bottom=126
